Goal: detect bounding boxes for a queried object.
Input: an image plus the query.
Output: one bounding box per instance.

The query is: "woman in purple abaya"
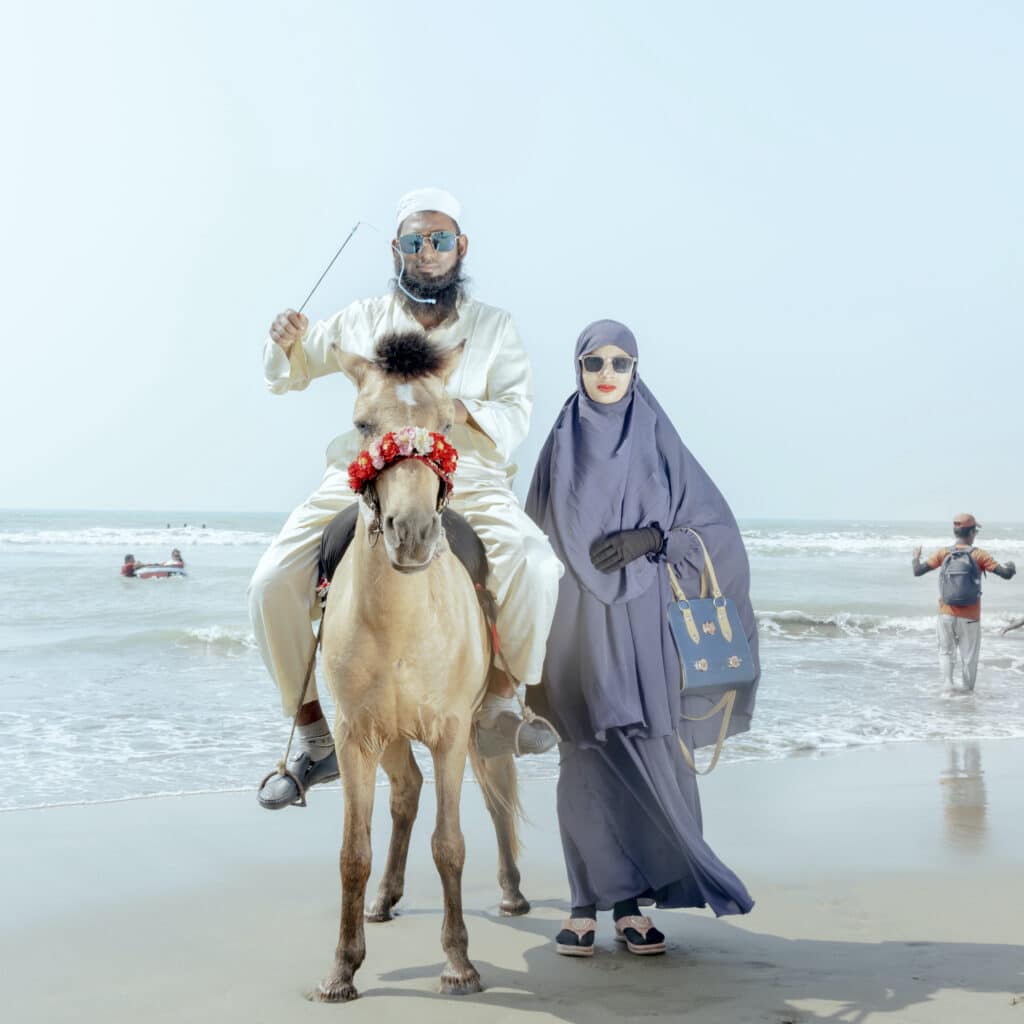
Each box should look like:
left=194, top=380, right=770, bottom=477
left=525, top=319, right=758, bottom=957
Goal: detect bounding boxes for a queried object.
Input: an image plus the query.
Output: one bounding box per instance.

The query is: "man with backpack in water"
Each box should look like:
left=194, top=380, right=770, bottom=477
left=912, top=514, right=1016, bottom=692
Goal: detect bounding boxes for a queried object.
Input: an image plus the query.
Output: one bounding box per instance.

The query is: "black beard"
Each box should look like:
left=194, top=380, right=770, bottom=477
left=391, top=255, right=466, bottom=320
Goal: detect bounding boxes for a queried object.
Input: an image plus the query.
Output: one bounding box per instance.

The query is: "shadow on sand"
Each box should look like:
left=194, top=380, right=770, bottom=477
left=352, top=898, right=1023, bottom=1023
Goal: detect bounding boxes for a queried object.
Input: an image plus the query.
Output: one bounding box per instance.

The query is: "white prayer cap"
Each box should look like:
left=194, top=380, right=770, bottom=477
left=395, top=187, right=462, bottom=232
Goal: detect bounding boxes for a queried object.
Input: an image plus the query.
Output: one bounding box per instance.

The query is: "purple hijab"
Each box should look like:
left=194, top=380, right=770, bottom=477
left=542, top=320, right=668, bottom=603
left=526, top=319, right=759, bottom=747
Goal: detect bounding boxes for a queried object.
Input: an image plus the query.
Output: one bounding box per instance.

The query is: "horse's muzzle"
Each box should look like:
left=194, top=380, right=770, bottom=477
left=383, top=511, right=442, bottom=571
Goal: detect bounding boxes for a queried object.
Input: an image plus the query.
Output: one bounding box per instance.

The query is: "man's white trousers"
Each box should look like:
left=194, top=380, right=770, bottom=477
left=248, top=464, right=563, bottom=715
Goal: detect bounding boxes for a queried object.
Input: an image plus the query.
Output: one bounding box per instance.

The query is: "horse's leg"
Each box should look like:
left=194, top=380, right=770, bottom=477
left=317, top=739, right=379, bottom=1003
left=468, top=745, right=529, bottom=916
left=431, top=727, right=482, bottom=995
left=367, top=738, right=422, bottom=922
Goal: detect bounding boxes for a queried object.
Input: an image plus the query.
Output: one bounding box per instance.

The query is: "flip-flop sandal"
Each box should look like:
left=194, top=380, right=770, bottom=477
left=257, top=748, right=339, bottom=810
left=614, top=915, right=666, bottom=955
left=555, top=917, right=597, bottom=957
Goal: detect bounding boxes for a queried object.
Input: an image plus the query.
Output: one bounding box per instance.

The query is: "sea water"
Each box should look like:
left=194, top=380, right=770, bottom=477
left=1, top=510, right=1022, bottom=811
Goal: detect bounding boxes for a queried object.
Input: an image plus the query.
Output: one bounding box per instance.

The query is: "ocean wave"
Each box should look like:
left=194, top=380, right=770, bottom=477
left=0, top=526, right=275, bottom=548
left=23, top=624, right=260, bottom=655
left=9, top=730, right=1024, bottom=811
left=723, top=725, right=1024, bottom=765
left=6, top=524, right=1020, bottom=558
left=757, top=608, right=1024, bottom=639
left=181, top=626, right=258, bottom=652
left=743, top=531, right=1024, bottom=558
left=0, top=771, right=507, bottom=813
left=757, top=609, right=939, bottom=637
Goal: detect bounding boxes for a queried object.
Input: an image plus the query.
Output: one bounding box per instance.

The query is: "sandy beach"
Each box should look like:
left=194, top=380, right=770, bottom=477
left=3, top=738, right=1023, bottom=1023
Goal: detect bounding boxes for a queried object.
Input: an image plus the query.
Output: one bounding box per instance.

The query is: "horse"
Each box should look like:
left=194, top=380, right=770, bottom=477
left=315, top=331, right=528, bottom=1002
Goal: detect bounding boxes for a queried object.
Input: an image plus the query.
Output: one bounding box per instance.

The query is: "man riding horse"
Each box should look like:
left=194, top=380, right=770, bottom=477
left=251, top=187, right=563, bottom=809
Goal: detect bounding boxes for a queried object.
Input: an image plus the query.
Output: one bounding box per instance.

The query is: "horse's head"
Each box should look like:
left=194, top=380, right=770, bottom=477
left=336, top=331, right=465, bottom=573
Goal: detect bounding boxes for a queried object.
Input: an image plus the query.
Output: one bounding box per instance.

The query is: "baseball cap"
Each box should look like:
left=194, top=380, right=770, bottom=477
left=953, top=513, right=981, bottom=530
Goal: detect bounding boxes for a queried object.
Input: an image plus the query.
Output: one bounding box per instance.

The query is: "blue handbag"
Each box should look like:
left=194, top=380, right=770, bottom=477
left=666, top=529, right=755, bottom=774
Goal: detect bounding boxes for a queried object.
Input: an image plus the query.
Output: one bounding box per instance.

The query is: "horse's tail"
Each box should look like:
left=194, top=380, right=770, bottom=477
left=468, top=737, right=523, bottom=862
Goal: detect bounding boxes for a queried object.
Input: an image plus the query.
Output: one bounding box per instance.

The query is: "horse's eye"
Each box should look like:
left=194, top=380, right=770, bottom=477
left=355, top=421, right=373, bottom=435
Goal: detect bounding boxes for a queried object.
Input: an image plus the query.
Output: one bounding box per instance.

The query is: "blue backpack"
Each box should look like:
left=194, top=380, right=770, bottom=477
left=939, top=546, right=982, bottom=607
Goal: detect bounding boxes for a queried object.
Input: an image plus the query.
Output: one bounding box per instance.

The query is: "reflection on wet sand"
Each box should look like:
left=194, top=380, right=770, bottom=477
left=939, top=740, right=987, bottom=851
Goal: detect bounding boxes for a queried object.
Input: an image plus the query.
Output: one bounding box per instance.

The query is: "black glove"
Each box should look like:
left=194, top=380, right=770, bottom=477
left=589, top=527, right=664, bottom=573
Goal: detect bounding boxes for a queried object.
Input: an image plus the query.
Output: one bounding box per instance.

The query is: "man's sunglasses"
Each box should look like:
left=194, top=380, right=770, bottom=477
left=579, top=355, right=636, bottom=374
left=396, top=230, right=460, bottom=255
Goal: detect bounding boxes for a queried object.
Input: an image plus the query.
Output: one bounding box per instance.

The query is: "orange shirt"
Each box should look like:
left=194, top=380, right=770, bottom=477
left=925, top=546, right=999, bottom=619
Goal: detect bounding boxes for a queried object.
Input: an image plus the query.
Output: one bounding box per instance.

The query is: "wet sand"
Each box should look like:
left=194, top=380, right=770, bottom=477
left=3, top=739, right=1022, bottom=1023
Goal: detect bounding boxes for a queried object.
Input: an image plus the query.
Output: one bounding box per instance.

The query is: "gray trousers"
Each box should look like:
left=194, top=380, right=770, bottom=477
left=937, top=615, right=981, bottom=692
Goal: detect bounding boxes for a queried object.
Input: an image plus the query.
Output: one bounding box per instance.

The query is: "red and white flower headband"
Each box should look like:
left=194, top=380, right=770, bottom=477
left=348, top=426, right=458, bottom=503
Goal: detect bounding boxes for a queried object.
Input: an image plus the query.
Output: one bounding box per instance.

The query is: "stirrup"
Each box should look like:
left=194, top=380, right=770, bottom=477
left=513, top=712, right=560, bottom=756
left=257, top=762, right=307, bottom=808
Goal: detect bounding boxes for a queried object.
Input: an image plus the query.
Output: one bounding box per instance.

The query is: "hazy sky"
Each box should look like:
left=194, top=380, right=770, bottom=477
left=2, top=1, right=1021, bottom=521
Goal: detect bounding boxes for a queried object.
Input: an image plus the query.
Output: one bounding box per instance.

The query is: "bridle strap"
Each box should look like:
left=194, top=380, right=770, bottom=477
left=362, top=482, right=383, bottom=546
left=359, top=454, right=453, bottom=540
left=404, top=454, right=454, bottom=509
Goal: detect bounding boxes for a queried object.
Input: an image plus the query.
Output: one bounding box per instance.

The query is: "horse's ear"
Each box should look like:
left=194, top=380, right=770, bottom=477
left=332, top=345, right=372, bottom=386
left=440, top=339, right=467, bottom=384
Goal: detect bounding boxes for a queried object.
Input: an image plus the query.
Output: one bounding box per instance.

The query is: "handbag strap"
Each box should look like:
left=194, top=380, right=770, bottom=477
left=666, top=561, right=686, bottom=601
left=677, top=689, right=736, bottom=776
left=665, top=560, right=709, bottom=602
left=665, top=529, right=723, bottom=601
left=665, top=529, right=732, bottom=642
left=684, top=528, right=724, bottom=598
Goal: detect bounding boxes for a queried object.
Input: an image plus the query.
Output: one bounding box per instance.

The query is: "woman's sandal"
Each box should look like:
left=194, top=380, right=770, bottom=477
left=555, top=917, right=597, bottom=957
left=614, top=915, right=666, bottom=955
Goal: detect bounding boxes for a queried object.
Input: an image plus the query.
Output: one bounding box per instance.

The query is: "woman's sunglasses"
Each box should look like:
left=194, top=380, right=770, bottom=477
left=579, top=355, right=636, bottom=374
left=396, top=230, right=460, bottom=255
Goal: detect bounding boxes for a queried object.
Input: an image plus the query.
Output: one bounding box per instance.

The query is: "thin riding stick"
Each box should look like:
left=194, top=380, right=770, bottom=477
left=298, top=221, right=363, bottom=314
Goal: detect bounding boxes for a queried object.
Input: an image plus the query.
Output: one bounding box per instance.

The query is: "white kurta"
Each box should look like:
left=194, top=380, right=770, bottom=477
left=249, top=293, right=564, bottom=715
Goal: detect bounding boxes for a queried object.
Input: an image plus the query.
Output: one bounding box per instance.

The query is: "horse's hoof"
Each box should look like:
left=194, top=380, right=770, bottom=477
left=500, top=893, right=531, bottom=917
left=315, top=976, right=359, bottom=1002
left=365, top=905, right=395, bottom=923
left=440, top=966, right=482, bottom=996
left=366, top=894, right=399, bottom=922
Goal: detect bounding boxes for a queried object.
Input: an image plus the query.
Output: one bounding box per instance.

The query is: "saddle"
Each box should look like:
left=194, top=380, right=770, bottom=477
left=317, top=506, right=499, bottom=648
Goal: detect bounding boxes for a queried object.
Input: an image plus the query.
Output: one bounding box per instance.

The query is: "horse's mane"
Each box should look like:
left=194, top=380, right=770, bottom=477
left=373, top=331, right=445, bottom=380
